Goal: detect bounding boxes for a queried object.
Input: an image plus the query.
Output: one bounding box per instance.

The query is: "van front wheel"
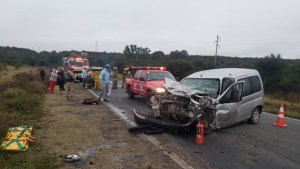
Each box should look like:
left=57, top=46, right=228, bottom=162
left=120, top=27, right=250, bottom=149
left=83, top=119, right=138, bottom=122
left=248, top=108, right=261, bottom=124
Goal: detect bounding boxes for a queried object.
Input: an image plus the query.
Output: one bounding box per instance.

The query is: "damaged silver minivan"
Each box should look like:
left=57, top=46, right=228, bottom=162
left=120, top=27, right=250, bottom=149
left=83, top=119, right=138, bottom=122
left=181, top=68, right=264, bottom=130
left=134, top=68, right=264, bottom=134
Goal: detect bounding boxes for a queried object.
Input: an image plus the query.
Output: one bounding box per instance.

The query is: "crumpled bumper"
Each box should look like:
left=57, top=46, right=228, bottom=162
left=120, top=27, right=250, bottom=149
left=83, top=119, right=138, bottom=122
left=133, top=109, right=199, bottom=131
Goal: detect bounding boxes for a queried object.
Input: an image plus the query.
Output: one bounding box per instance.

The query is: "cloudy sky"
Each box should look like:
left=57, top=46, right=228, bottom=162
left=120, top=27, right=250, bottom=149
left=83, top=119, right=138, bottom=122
left=0, top=0, right=299, bottom=59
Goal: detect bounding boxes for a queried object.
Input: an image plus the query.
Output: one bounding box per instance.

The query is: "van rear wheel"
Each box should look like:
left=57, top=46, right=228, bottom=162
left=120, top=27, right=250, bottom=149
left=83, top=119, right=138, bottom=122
left=248, top=107, right=261, bottom=124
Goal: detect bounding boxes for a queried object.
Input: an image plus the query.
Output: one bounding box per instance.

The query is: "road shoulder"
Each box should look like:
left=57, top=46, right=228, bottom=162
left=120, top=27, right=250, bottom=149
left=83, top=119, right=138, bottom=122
left=35, top=84, right=180, bottom=168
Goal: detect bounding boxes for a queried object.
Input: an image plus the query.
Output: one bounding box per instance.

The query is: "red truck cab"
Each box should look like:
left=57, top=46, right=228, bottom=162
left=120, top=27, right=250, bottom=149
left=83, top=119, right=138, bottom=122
left=125, top=66, right=175, bottom=106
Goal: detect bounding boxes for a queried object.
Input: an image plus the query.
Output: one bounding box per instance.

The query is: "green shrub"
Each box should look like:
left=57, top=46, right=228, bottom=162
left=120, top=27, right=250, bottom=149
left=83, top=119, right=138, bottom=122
left=0, top=88, right=43, bottom=114
left=12, top=72, right=34, bottom=82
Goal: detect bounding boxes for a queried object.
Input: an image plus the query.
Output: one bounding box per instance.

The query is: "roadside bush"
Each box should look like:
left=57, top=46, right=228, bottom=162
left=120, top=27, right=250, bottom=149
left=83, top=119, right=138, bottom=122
left=0, top=63, right=8, bottom=71
left=0, top=88, right=43, bottom=115
left=264, top=96, right=300, bottom=119
left=12, top=72, right=34, bottom=82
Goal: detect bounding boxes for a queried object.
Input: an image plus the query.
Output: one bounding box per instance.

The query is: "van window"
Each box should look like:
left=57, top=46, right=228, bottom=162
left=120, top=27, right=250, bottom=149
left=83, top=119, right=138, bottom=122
left=238, top=77, right=252, bottom=97
left=221, top=78, right=235, bottom=94
left=251, top=76, right=262, bottom=93
left=238, top=76, right=262, bottom=97
left=219, top=83, right=243, bottom=103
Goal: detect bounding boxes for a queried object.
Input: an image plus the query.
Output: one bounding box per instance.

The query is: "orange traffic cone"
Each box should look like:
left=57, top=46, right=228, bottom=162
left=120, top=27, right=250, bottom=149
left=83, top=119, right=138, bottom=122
left=273, top=104, right=287, bottom=127
left=196, top=121, right=204, bottom=144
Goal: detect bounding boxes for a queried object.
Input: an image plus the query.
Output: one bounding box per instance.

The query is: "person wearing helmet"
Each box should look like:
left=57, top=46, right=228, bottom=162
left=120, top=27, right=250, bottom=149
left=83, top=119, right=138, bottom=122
left=98, top=64, right=111, bottom=102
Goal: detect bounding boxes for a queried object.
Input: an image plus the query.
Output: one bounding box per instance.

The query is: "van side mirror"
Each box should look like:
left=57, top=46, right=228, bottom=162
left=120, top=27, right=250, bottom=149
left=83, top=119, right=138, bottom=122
left=139, top=77, right=145, bottom=81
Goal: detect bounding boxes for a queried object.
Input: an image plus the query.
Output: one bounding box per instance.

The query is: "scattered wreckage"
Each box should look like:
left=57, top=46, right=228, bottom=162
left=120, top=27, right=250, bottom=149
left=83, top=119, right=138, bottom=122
left=134, top=78, right=219, bottom=134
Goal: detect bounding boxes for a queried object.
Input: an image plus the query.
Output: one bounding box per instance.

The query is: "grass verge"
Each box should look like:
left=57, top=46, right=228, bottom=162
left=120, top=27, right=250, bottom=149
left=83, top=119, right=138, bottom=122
left=0, top=66, right=59, bottom=169
left=264, top=96, right=300, bottom=119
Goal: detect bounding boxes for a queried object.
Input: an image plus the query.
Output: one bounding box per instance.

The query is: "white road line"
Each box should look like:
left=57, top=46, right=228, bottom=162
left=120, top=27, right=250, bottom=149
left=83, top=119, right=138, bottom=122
left=263, top=112, right=300, bottom=122
left=88, top=89, right=194, bottom=169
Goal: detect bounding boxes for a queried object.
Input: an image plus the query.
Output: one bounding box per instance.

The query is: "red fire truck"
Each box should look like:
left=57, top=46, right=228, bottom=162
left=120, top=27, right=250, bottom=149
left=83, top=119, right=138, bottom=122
left=64, top=53, right=89, bottom=81
left=124, top=66, right=176, bottom=106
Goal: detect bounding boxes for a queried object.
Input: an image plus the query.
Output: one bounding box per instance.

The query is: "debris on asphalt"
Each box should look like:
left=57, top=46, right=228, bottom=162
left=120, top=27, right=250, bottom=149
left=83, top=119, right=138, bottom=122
left=128, top=125, right=164, bottom=135
left=82, top=98, right=99, bottom=105
left=59, top=154, right=80, bottom=162
left=99, top=142, right=128, bottom=149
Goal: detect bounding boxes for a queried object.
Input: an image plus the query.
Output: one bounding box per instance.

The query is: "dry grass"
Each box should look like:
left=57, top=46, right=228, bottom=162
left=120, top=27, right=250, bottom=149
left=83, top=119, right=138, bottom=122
left=264, top=95, right=300, bottom=119
left=0, top=66, right=58, bottom=169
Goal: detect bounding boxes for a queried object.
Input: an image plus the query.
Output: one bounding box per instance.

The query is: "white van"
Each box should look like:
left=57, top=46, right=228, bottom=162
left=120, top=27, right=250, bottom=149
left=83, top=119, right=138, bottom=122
left=181, top=68, right=264, bottom=130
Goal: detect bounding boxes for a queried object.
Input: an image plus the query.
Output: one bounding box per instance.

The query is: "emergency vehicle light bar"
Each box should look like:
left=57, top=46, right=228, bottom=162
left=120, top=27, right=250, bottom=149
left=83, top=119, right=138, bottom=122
left=143, top=66, right=167, bottom=71
left=128, top=66, right=167, bottom=71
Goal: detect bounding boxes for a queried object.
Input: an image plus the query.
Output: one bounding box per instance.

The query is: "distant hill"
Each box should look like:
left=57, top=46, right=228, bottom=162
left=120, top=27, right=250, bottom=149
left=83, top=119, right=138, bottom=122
left=1, top=46, right=299, bottom=95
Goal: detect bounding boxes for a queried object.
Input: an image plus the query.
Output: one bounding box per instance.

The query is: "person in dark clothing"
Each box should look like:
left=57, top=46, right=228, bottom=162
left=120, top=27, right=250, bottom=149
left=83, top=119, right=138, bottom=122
left=40, top=69, right=46, bottom=82
left=66, top=68, right=76, bottom=100
left=57, top=68, right=66, bottom=93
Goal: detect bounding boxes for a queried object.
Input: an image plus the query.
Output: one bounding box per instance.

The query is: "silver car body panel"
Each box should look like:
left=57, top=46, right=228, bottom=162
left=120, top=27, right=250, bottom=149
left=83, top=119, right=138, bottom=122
left=182, top=68, right=264, bottom=129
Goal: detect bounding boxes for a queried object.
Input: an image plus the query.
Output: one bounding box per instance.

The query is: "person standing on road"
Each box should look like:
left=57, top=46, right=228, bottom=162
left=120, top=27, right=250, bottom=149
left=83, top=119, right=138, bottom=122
left=49, top=68, right=58, bottom=94
left=81, top=67, right=87, bottom=87
left=98, top=64, right=111, bottom=102
left=66, top=68, right=76, bottom=101
left=40, top=69, right=46, bottom=82
left=86, top=68, right=94, bottom=89
left=93, top=68, right=101, bottom=91
left=57, top=68, right=66, bottom=93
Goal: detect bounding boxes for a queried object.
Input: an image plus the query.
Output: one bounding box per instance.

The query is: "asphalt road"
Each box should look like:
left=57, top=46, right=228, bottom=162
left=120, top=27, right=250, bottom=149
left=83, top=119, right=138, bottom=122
left=94, top=86, right=300, bottom=169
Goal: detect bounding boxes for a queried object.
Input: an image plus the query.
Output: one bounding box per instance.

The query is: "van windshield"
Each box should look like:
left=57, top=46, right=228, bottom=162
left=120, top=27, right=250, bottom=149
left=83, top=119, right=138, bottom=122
left=181, top=78, right=220, bottom=98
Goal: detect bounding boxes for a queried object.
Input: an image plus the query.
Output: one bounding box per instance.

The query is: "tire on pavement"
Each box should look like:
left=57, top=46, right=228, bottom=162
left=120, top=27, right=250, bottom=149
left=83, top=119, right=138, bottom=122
left=247, top=107, right=261, bottom=124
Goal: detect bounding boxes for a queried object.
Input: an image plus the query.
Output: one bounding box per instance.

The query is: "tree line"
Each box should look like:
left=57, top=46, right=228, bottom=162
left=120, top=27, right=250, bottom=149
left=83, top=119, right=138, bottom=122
left=1, top=45, right=299, bottom=96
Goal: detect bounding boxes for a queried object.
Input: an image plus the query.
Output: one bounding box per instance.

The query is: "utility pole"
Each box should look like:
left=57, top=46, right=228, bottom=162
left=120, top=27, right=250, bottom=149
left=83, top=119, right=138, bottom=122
left=214, top=35, right=221, bottom=66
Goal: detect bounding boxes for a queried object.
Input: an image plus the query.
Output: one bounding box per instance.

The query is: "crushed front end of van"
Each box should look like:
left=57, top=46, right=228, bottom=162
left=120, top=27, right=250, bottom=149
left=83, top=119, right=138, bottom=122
left=134, top=78, right=217, bottom=134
